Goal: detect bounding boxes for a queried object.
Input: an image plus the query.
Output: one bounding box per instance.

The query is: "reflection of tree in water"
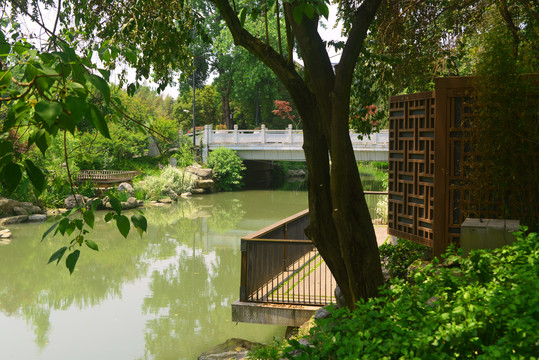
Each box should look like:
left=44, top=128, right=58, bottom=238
left=208, top=199, right=245, bottom=234
left=140, top=243, right=239, bottom=360
left=0, top=220, right=150, bottom=347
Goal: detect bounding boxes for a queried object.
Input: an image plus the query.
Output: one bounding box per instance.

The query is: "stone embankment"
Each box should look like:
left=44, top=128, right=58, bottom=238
left=187, top=165, right=215, bottom=194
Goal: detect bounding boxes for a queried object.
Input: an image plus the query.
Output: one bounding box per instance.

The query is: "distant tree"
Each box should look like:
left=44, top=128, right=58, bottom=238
left=272, top=100, right=300, bottom=129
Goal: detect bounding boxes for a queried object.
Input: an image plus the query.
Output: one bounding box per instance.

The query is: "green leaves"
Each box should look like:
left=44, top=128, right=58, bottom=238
left=24, top=159, right=45, bottom=195
left=131, top=212, right=148, bottom=236
left=34, top=100, right=63, bottom=126
left=85, top=73, right=111, bottom=104
left=66, top=250, right=80, bottom=274
left=1, top=163, right=22, bottom=194
left=115, top=215, right=130, bottom=238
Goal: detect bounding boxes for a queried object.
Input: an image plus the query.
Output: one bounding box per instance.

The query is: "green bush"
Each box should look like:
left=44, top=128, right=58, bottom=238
left=378, top=238, right=428, bottom=279
left=253, top=229, right=539, bottom=359
left=134, top=166, right=197, bottom=200
left=206, top=147, right=245, bottom=191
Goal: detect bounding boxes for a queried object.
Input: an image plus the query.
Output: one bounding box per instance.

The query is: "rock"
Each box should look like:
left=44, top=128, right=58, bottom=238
left=0, top=238, right=11, bottom=245
left=118, top=182, right=135, bottom=196
left=13, top=206, right=30, bottom=216
left=426, top=296, right=440, bottom=308
left=191, top=188, right=206, bottom=194
left=0, top=198, right=20, bottom=215
left=127, top=197, right=139, bottom=207
left=0, top=229, right=12, bottom=238
left=149, top=201, right=167, bottom=207
left=28, top=214, right=47, bottom=222
left=158, top=197, right=173, bottom=204
left=0, top=198, right=42, bottom=216
left=197, top=179, right=215, bottom=190
left=288, top=169, right=306, bottom=178
left=157, top=163, right=164, bottom=170
left=187, top=166, right=213, bottom=179
left=334, top=286, right=346, bottom=308
left=198, top=338, right=261, bottom=360
left=314, top=307, right=331, bottom=320
left=166, top=190, right=179, bottom=201
left=181, top=192, right=192, bottom=198
left=0, top=215, right=29, bottom=226
left=64, top=194, right=89, bottom=209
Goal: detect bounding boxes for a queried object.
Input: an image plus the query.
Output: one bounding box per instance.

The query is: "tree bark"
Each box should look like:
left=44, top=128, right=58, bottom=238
left=211, top=0, right=384, bottom=308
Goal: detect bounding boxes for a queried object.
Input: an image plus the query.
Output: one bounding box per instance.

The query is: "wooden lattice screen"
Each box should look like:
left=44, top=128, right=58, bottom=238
left=387, top=77, right=478, bottom=255
left=389, top=76, right=537, bottom=256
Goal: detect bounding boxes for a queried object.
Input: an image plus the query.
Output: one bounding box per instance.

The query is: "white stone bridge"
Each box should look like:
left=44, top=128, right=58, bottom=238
left=192, top=125, right=389, bottom=163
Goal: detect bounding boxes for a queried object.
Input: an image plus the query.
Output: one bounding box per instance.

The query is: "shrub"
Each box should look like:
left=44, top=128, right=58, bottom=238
left=134, top=166, right=197, bottom=200
left=257, top=229, right=539, bottom=359
left=378, top=237, right=428, bottom=279
left=206, top=147, right=245, bottom=191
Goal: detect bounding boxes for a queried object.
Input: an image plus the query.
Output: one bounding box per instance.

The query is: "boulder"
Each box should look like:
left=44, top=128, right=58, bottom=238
left=64, top=194, right=89, bottom=209
left=47, top=208, right=68, bottom=216
left=118, top=182, right=135, bottom=196
left=0, top=198, right=20, bottom=215
left=13, top=206, right=30, bottom=216
left=314, top=306, right=332, bottom=320
left=0, top=229, right=12, bottom=239
left=28, top=214, right=47, bottom=222
left=181, top=192, right=192, bottom=198
left=0, top=215, right=29, bottom=226
left=196, top=179, right=215, bottom=190
left=149, top=201, right=166, bottom=207
left=187, top=166, right=213, bottom=179
left=191, top=188, right=206, bottom=194
left=121, top=197, right=141, bottom=210
left=0, top=198, right=42, bottom=216
left=198, top=338, right=261, bottom=360
left=334, top=286, right=346, bottom=308
left=158, top=197, right=173, bottom=204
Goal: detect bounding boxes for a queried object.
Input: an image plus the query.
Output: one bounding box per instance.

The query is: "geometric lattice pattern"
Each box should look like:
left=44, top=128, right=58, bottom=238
left=388, top=91, right=436, bottom=247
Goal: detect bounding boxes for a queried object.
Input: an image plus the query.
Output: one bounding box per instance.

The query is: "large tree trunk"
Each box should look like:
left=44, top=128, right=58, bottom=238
left=212, top=0, right=384, bottom=308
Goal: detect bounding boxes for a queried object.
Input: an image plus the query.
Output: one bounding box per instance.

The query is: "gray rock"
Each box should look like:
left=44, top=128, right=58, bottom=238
left=198, top=338, right=261, bottom=360
left=334, top=286, right=346, bottom=308
left=0, top=198, right=20, bottom=215
left=314, top=307, right=331, bottom=320
left=187, top=166, right=213, bottom=179
left=0, top=229, right=12, bottom=239
left=197, top=179, right=215, bottom=190
left=181, top=192, right=192, bottom=198
left=64, top=194, right=89, bottom=209
left=13, top=206, right=30, bottom=216
left=191, top=188, right=206, bottom=194
left=28, top=214, right=47, bottom=222
left=158, top=197, right=173, bottom=204
left=149, top=201, right=166, bottom=207
left=166, top=190, right=179, bottom=201
left=47, top=208, right=68, bottom=216
left=0, top=215, right=29, bottom=226
left=118, top=182, right=135, bottom=196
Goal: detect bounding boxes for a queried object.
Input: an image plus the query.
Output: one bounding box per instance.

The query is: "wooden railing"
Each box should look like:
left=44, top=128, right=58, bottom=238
left=76, top=170, right=140, bottom=185
left=240, top=209, right=337, bottom=306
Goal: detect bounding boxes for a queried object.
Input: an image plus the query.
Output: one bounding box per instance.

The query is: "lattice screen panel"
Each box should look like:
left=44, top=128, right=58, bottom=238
left=388, top=92, right=435, bottom=247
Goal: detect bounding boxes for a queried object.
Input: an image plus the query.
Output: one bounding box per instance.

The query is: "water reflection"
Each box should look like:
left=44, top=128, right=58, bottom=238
left=0, top=190, right=308, bottom=359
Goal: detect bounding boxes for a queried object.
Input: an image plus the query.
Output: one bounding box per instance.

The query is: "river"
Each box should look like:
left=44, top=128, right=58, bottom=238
left=0, top=190, right=311, bottom=360
left=0, top=188, right=386, bottom=360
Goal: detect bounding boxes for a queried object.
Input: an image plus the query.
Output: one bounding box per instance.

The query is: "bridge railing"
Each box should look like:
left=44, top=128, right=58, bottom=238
left=202, top=124, right=389, bottom=147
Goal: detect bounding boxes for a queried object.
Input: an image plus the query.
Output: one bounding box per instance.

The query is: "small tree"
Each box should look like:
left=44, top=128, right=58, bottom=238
left=272, top=100, right=300, bottom=129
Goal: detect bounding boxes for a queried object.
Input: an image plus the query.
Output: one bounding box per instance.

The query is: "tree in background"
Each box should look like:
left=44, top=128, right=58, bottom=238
left=272, top=100, right=300, bottom=129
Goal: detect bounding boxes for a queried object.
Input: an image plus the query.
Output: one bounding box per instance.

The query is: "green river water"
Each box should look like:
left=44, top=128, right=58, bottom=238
left=0, top=190, right=310, bottom=360
left=0, top=188, right=386, bottom=360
